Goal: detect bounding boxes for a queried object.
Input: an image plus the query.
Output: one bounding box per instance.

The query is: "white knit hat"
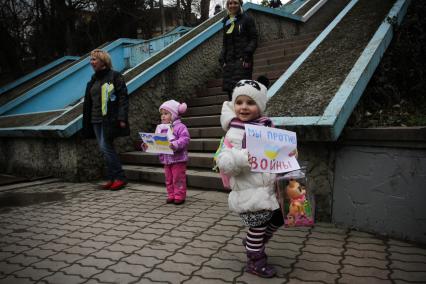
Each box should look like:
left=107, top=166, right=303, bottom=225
left=232, top=79, right=268, bottom=113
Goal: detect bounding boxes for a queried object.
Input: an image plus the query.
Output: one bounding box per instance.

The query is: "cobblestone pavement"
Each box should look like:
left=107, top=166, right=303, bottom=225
left=0, top=181, right=425, bottom=284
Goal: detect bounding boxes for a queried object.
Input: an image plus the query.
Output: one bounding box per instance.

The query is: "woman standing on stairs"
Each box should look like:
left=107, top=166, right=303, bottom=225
left=82, top=49, right=130, bottom=191
left=219, top=0, right=258, bottom=100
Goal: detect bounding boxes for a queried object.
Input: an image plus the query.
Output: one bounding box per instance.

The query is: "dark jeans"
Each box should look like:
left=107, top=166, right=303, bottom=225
left=92, top=123, right=126, bottom=181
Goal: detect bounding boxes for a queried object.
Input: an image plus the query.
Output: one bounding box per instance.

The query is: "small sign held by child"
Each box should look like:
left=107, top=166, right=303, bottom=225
left=139, top=132, right=173, bottom=154
left=245, top=124, right=300, bottom=173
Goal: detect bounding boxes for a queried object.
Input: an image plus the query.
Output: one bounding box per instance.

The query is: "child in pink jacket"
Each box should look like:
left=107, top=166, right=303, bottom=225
left=155, top=100, right=191, bottom=205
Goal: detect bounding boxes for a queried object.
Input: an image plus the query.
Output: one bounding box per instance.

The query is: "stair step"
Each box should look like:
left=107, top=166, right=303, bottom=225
left=253, top=69, right=284, bottom=81
left=207, top=78, right=223, bottom=88
left=259, top=32, right=318, bottom=47
left=254, top=51, right=300, bottom=66
left=254, top=61, right=292, bottom=74
left=181, top=115, right=220, bottom=127
left=187, top=95, right=228, bottom=107
left=188, top=138, right=220, bottom=152
left=196, top=87, right=227, bottom=98
left=124, top=165, right=225, bottom=190
left=188, top=127, right=224, bottom=138
left=121, top=151, right=215, bottom=169
left=256, top=40, right=312, bottom=55
left=258, top=35, right=316, bottom=50
left=186, top=105, right=222, bottom=116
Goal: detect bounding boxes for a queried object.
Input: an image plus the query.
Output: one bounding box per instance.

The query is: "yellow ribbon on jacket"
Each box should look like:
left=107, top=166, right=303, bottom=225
left=226, top=16, right=235, bottom=34
left=101, top=83, right=114, bottom=116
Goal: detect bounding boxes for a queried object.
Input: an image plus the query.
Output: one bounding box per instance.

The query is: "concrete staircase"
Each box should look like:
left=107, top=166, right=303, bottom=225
left=121, top=32, right=318, bottom=190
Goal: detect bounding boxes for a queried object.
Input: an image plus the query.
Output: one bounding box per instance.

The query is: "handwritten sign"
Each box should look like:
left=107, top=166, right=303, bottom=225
left=245, top=125, right=300, bottom=173
left=139, top=132, right=173, bottom=154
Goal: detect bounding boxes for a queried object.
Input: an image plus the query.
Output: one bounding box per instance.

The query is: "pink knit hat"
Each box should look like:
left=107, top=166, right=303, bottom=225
left=159, top=100, right=187, bottom=121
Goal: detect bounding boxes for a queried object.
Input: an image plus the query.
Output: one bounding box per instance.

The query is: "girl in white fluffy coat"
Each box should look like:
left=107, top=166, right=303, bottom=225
left=216, top=79, right=285, bottom=278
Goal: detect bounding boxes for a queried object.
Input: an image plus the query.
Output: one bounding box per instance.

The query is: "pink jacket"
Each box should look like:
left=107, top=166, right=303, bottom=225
left=155, top=119, right=190, bottom=165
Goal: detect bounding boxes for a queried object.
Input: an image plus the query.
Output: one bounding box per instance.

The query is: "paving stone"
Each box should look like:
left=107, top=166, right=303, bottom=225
left=59, top=263, right=102, bottom=278
left=62, top=246, right=98, bottom=255
left=341, top=264, right=389, bottom=280
left=78, top=240, right=109, bottom=249
left=31, top=259, right=69, bottom=271
left=345, top=248, right=388, bottom=260
left=289, top=268, right=339, bottom=283
left=0, top=251, right=16, bottom=261
left=121, top=254, right=162, bottom=267
left=391, top=270, right=426, bottom=282
left=346, top=242, right=387, bottom=252
left=0, top=244, right=30, bottom=253
left=23, top=248, right=57, bottom=259
left=168, top=252, right=209, bottom=265
left=182, top=245, right=218, bottom=258
left=38, top=242, right=72, bottom=252
left=338, top=274, right=392, bottom=283
left=305, top=238, right=345, bottom=249
left=42, top=271, right=86, bottom=284
left=184, top=276, right=232, bottom=284
left=90, top=249, right=126, bottom=260
left=0, top=261, right=24, bottom=274
left=189, top=240, right=223, bottom=250
left=144, top=269, right=188, bottom=283
left=294, top=259, right=340, bottom=274
left=48, top=252, right=85, bottom=264
left=92, top=269, right=139, bottom=283
left=52, top=237, right=82, bottom=246
left=194, top=266, right=242, bottom=282
left=390, top=252, right=426, bottom=263
left=156, top=235, right=188, bottom=245
left=347, top=236, right=385, bottom=245
left=310, top=232, right=346, bottom=244
left=135, top=247, right=174, bottom=259
left=91, top=234, right=122, bottom=243
left=147, top=241, right=181, bottom=252
left=390, top=259, right=426, bottom=271
left=268, top=242, right=304, bottom=253
left=11, top=267, right=52, bottom=281
left=237, top=272, right=287, bottom=283
left=389, top=245, right=426, bottom=256
left=16, top=239, right=45, bottom=248
left=302, top=244, right=343, bottom=256
left=203, top=258, right=245, bottom=272
left=0, top=275, right=35, bottom=284
left=109, top=261, right=150, bottom=276
left=76, top=256, right=116, bottom=269
left=343, top=255, right=388, bottom=269
left=156, top=260, right=198, bottom=275
left=6, top=255, right=39, bottom=266
left=117, top=238, right=149, bottom=248
left=269, top=255, right=297, bottom=268
left=298, top=251, right=341, bottom=264
left=106, top=243, right=139, bottom=254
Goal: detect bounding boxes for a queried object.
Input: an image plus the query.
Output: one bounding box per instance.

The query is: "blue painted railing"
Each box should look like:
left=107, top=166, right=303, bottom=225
left=281, top=0, right=308, bottom=13
left=124, top=27, right=191, bottom=68
left=0, top=39, right=143, bottom=116
left=0, top=56, right=79, bottom=96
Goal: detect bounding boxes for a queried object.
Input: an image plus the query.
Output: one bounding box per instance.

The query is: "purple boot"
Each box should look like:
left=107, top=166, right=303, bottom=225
left=245, top=248, right=276, bottom=278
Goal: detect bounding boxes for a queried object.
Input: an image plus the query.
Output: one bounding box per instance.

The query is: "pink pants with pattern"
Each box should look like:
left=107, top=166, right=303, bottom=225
left=164, top=162, right=187, bottom=201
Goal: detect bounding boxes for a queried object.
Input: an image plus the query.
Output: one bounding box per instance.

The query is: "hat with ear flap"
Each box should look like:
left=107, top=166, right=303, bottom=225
left=231, top=79, right=268, bottom=113
left=159, top=100, right=187, bottom=121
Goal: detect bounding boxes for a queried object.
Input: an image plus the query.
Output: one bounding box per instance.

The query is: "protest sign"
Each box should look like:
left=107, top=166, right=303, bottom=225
left=245, top=125, right=300, bottom=173
left=139, top=132, right=173, bottom=154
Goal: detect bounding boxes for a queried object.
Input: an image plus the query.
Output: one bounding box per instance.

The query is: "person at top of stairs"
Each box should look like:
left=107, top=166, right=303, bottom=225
left=219, top=0, right=258, bottom=100
left=143, top=100, right=191, bottom=205
left=216, top=79, right=289, bottom=278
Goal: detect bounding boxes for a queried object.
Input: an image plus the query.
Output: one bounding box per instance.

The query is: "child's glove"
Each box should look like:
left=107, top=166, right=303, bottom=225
left=141, top=143, right=148, bottom=152
left=289, top=148, right=298, bottom=158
